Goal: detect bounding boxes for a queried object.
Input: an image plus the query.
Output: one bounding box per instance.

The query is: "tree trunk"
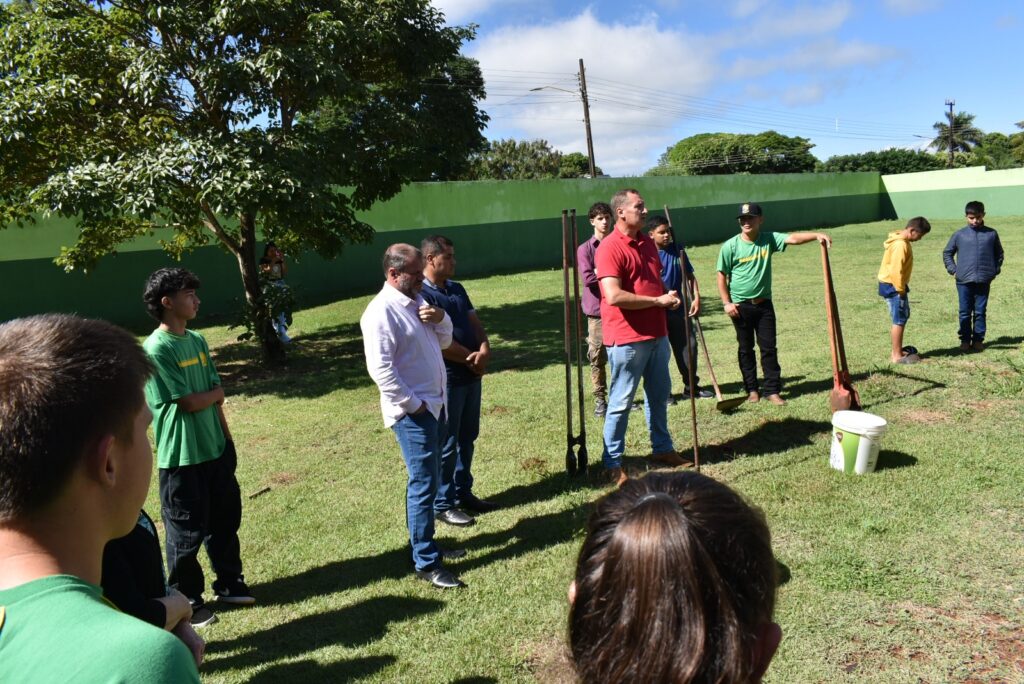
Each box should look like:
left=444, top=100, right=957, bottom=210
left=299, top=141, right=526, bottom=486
left=238, top=211, right=286, bottom=364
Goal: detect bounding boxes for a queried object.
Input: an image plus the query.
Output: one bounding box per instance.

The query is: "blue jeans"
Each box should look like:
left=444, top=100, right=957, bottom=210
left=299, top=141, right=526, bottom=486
left=602, top=337, right=674, bottom=469
left=956, top=281, right=990, bottom=343
left=435, top=380, right=481, bottom=511
left=392, top=410, right=445, bottom=571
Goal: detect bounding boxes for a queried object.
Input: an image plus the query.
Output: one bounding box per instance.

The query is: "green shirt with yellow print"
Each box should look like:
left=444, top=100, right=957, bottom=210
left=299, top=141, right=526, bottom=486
left=143, top=328, right=226, bottom=468
left=716, top=231, right=788, bottom=302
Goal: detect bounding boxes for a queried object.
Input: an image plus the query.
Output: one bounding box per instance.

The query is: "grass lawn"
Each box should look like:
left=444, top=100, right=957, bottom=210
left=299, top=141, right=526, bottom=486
left=160, top=216, right=1024, bottom=683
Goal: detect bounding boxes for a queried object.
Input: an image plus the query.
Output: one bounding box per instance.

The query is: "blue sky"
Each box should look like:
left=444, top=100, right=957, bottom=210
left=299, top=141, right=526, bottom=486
left=433, top=0, right=1023, bottom=176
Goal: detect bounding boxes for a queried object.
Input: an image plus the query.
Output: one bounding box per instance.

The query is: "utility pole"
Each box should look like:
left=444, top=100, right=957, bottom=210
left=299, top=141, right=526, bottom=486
left=578, top=59, right=597, bottom=178
left=945, top=99, right=955, bottom=168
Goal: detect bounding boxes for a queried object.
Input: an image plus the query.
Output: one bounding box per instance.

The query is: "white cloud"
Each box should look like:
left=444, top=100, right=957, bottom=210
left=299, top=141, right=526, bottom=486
left=881, top=0, right=941, bottom=16
left=730, top=0, right=772, bottom=19
left=727, top=38, right=898, bottom=79
left=779, top=82, right=826, bottom=106
left=468, top=10, right=718, bottom=175
left=746, top=2, right=852, bottom=41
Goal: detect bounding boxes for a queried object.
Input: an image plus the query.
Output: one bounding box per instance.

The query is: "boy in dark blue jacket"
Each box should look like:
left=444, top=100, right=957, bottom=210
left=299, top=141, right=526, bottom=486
left=942, top=201, right=1004, bottom=352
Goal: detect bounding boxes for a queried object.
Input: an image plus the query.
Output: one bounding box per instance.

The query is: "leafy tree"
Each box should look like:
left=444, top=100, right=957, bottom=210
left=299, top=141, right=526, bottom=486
left=558, top=151, right=602, bottom=178
left=645, top=131, right=816, bottom=176
left=0, top=0, right=487, bottom=361
left=931, top=111, right=984, bottom=163
left=818, top=148, right=944, bottom=174
left=1011, top=121, right=1024, bottom=165
left=971, top=132, right=1021, bottom=170
left=461, top=139, right=562, bottom=180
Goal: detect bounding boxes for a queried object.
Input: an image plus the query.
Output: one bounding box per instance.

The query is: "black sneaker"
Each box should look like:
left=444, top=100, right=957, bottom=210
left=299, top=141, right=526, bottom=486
left=190, top=605, right=218, bottom=628
left=213, top=577, right=256, bottom=605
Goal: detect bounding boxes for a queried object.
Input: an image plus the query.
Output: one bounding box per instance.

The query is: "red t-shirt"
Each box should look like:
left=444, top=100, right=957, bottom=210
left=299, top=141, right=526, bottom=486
left=596, top=228, right=668, bottom=345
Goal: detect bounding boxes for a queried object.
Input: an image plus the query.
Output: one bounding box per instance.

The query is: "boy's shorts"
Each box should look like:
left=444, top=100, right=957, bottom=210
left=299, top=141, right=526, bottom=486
left=879, top=283, right=910, bottom=326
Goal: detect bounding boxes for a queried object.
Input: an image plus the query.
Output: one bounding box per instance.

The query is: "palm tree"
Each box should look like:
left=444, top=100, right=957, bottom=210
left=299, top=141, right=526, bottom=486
left=930, top=111, right=984, bottom=154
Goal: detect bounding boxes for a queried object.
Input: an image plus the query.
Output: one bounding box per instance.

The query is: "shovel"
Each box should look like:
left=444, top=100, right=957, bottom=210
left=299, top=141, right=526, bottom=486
left=821, top=243, right=861, bottom=412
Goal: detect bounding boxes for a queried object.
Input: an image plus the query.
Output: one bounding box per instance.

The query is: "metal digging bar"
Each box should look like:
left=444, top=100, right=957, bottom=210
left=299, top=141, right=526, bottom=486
left=663, top=206, right=746, bottom=414
left=569, top=210, right=589, bottom=474
left=560, top=210, right=587, bottom=476
left=662, top=206, right=700, bottom=471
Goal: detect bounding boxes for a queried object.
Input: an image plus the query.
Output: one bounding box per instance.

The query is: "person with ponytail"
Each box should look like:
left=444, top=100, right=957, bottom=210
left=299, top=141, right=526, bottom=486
left=569, top=471, right=782, bottom=683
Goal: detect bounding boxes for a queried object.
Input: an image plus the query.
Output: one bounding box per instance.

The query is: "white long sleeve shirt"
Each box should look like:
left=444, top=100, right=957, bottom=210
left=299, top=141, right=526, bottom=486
left=360, top=282, right=453, bottom=427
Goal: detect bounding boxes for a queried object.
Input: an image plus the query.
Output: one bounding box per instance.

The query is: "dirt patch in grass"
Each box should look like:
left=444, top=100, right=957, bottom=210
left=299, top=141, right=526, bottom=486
left=899, top=409, right=951, bottom=424
left=894, top=601, right=1024, bottom=681
left=520, top=636, right=575, bottom=683
left=964, top=399, right=1016, bottom=414
left=269, top=472, right=298, bottom=486
left=520, top=456, right=550, bottom=476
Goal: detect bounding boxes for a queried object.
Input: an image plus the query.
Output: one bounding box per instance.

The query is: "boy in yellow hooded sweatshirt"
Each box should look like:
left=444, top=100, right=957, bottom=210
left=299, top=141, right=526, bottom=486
left=878, top=217, right=931, bottom=363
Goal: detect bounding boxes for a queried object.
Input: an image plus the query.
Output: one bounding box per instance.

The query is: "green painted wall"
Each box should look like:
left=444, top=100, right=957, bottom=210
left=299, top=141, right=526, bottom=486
left=881, top=167, right=1024, bottom=219
left=1, top=172, right=882, bottom=327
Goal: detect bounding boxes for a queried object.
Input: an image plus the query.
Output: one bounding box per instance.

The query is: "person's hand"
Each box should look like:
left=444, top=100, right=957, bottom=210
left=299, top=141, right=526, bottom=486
left=172, top=621, right=206, bottom=667
left=657, top=290, right=682, bottom=310
left=158, top=588, right=193, bottom=630
left=467, top=348, right=490, bottom=375
left=418, top=304, right=444, bottom=324
left=724, top=302, right=740, bottom=319
left=689, top=296, right=701, bottom=318
left=817, top=233, right=832, bottom=248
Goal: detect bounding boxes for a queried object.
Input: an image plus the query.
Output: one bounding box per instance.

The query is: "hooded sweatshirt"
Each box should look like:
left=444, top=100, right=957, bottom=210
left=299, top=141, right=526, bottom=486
left=878, top=231, right=913, bottom=295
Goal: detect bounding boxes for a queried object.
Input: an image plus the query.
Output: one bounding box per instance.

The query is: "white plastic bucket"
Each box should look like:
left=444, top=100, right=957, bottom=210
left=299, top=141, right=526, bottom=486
left=830, top=410, right=887, bottom=475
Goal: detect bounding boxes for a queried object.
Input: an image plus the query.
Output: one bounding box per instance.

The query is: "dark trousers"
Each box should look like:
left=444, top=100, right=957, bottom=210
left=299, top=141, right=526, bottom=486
left=666, top=309, right=700, bottom=390
left=731, top=300, right=781, bottom=396
left=956, top=281, right=990, bottom=343
left=159, top=441, right=244, bottom=606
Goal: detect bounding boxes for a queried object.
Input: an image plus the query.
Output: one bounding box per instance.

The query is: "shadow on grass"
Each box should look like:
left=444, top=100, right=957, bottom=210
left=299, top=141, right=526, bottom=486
left=874, top=449, right=917, bottom=471
left=918, top=334, right=1024, bottom=359
left=204, top=596, right=441, bottom=674
left=245, top=655, right=397, bottom=683
left=708, top=417, right=832, bottom=465
left=250, top=546, right=412, bottom=606
left=249, top=472, right=603, bottom=606
left=214, top=321, right=371, bottom=399
left=485, top=466, right=608, bottom=510
left=481, top=296, right=562, bottom=373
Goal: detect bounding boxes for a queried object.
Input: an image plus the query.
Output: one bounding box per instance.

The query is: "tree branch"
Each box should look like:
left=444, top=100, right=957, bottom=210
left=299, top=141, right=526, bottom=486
left=199, top=201, right=239, bottom=254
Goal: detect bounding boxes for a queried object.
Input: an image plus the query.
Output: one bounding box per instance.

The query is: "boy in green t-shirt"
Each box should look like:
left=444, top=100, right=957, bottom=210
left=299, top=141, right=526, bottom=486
left=716, top=202, right=832, bottom=405
left=143, top=268, right=254, bottom=628
left=0, top=314, right=199, bottom=683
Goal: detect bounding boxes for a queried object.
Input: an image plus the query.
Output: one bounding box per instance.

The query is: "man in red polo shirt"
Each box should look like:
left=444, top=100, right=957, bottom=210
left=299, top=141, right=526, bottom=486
left=596, top=189, right=690, bottom=486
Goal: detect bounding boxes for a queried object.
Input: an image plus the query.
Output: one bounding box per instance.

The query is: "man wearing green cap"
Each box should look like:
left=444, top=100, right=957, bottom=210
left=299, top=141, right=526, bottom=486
left=716, top=202, right=831, bottom=406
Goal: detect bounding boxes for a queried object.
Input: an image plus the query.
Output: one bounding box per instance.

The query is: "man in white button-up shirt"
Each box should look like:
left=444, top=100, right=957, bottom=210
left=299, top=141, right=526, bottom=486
left=361, top=243, right=466, bottom=589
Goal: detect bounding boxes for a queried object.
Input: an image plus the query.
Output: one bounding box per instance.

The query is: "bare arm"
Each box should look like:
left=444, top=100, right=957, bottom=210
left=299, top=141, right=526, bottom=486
left=785, top=232, right=831, bottom=248
left=171, top=621, right=206, bottom=667
left=156, top=588, right=194, bottom=631
left=442, top=341, right=475, bottom=363
left=600, top=276, right=680, bottom=310
left=686, top=273, right=701, bottom=317
left=465, top=312, right=491, bottom=375
left=215, top=402, right=233, bottom=441
left=717, top=271, right=740, bottom=319
left=175, top=386, right=224, bottom=413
